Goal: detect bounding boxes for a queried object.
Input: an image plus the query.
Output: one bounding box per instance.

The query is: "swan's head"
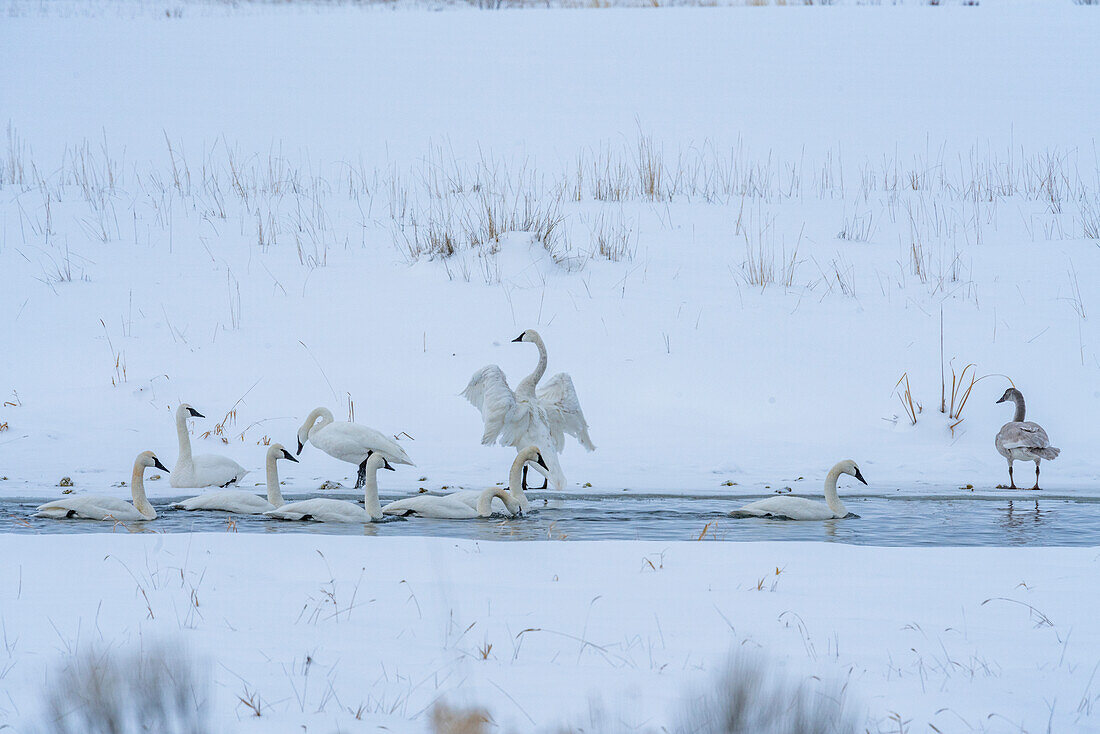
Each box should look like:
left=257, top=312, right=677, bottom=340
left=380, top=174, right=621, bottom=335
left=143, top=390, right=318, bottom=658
left=296, top=409, right=324, bottom=455
left=137, top=450, right=170, bottom=473
left=996, top=387, right=1021, bottom=404
left=518, top=445, right=550, bottom=471
left=839, top=459, right=867, bottom=485
left=511, top=329, right=541, bottom=344
left=366, top=451, right=395, bottom=472
left=179, top=403, right=204, bottom=419
left=268, top=443, right=299, bottom=463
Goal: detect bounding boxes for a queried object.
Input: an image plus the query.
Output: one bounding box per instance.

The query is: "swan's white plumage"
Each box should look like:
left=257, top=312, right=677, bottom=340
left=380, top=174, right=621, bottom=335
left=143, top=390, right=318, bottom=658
left=382, top=487, right=520, bottom=519
left=175, top=443, right=296, bottom=514
left=384, top=446, right=544, bottom=517
left=170, top=404, right=248, bottom=488
left=730, top=460, right=865, bottom=521
left=537, top=372, right=596, bottom=452
left=266, top=452, right=390, bottom=523
left=35, top=451, right=164, bottom=521
left=297, top=407, right=414, bottom=468
left=463, top=330, right=592, bottom=490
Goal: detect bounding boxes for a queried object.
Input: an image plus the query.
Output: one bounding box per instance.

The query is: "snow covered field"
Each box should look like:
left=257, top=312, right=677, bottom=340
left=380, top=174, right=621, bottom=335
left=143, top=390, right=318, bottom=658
left=2, top=534, right=1099, bottom=733
left=2, top=1, right=1099, bottom=731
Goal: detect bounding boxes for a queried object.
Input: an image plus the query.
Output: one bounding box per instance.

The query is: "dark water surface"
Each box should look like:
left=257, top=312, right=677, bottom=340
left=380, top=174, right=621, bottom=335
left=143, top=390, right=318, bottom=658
left=3, top=492, right=1099, bottom=546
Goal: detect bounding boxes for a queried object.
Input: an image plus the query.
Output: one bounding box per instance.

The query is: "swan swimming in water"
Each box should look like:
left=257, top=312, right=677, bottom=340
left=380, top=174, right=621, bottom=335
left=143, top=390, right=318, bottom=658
left=296, top=406, right=414, bottom=488
left=729, top=460, right=866, bottom=521
left=170, top=404, right=248, bottom=489
left=35, top=451, right=168, bottom=521
left=174, top=443, right=297, bottom=514
left=382, top=446, right=548, bottom=518
left=266, top=452, right=393, bottom=523
left=463, top=329, right=594, bottom=491
left=995, top=388, right=1060, bottom=490
left=381, top=486, right=522, bottom=519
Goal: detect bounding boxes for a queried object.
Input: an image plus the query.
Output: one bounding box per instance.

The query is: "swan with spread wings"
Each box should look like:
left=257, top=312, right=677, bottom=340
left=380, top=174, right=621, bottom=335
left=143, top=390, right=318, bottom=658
left=462, top=330, right=595, bottom=490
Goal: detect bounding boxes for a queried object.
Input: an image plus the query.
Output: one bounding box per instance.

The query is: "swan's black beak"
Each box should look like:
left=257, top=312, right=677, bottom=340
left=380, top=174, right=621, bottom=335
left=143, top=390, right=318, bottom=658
left=296, top=439, right=304, bottom=456
left=512, top=333, right=524, bottom=342
left=282, top=449, right=299, bottom=463
left=996, top=395, right=1006, bottom=403
left=153, top=457, right=169, bottom=473
left=188, top=408, right=205, bottom=418
left=383, top=459, right=395, bottom=471
left=536, top=453, right=549, bottom=470
left=854, top=469, right=867, bottom=485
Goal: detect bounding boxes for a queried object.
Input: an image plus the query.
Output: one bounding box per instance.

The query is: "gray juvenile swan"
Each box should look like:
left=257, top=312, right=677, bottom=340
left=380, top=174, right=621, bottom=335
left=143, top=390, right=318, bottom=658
left=729, top=460, right=866, bottom=521
left=463, top=329, right=595, bottom=491
left=995, top=388, right=1060, bottom=490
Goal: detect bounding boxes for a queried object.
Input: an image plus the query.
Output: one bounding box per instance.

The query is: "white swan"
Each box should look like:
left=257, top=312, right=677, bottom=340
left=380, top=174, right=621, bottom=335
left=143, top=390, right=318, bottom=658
left=381, top=486, right=522, bottom=519
left=174, top=443, right=297, bottom=514
left=296, top=407, right=414, bottom=488
left=729, top=460, right=866, bottom=521
left=462, top=329, right=594, bottom=490
left=35, top=451, right=167, bottom=521
left=995, top=388, right=1060, bottom=490
left=382, top=446, right=548, bottom=517
left=265, top=452, right=393, bottom=523
left=170, top=404, right=248, bottom=489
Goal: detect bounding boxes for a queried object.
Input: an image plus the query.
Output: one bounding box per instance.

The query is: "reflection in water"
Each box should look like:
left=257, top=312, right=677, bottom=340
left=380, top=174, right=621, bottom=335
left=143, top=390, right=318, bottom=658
left=1, top=493, right=1097, bottom=547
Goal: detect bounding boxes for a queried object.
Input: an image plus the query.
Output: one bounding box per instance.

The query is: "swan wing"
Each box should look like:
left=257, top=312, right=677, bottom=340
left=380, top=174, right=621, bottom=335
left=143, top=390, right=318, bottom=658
left=997, top=421, right=1051, bottom=450
left=265, top=498, right=368, bottom=523
left=537, top=372, right=595, bottom=453
left=381, top=494, right=477, bottom=519
left=184, top=454, right=248, bottom=488
left=312, top=423, right=414, bottom=466
left=174, top=490, right=273, bottom=514
left=730, top=496, right=836, bottom=521
left=462, top=365, right=521, bottom=447
left=35, top=495, right=144, bottom=521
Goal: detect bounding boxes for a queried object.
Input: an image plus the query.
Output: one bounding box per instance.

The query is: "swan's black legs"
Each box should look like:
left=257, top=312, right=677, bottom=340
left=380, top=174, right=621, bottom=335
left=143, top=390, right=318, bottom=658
left=522, top=463, right=529, bottom=491
left=1031, top=461, right=1041, bottom=491
left=355, top=459, right=367, bottom=489
left=536, top=475, right=548, bottom=490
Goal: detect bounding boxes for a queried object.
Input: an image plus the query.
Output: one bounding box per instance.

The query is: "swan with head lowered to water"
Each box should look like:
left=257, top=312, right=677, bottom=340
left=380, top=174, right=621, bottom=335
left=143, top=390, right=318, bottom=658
left=170, top=403, right=248, bottom=488
left=296, top=407, right=413, bottom=488
left=174, top=443, right=297, bottom=514
left=729, top=460, right=866, bottom=521
left=35, top=451, right=168, bottom=521
left=382, top=446, right=548, bottom=518
left=995, top=387, right=1060, bottom=490
left=265, top=452, right=393, bottom=523
left=463, top=329, right=594, bottom=491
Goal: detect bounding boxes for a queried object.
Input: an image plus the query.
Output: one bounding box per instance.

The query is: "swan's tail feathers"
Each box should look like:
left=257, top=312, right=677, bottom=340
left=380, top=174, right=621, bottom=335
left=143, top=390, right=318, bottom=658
left=540, top=447, right=567, bottom=491
left=1033, top=446, right=1060, bottom=460
left=33, top=505, right=72, bottom=519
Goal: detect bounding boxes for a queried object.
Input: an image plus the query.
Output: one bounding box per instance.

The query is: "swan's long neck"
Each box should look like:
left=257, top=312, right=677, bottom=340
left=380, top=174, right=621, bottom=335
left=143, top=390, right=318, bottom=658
left=823, top=464, right=847, bottom=518
left=1011, top=393, right=1026, bottom=423
left=265, top=454, right=285, bottom=507
left=515, top=335, right=548, bottom=399
left=507, top=456, right=531, bottom=511
left=363, top=464, right=383, bottom=521
left=477, top=486, right=516, bottom=517
left=130, top=461, right=156, bottom=520
left=306, top=407, right=335, bottom=440
left=175, top=407, right=193, bottom=464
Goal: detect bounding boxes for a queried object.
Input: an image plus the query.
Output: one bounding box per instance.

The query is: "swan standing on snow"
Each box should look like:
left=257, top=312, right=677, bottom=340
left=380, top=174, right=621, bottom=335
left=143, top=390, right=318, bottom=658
left=463, top=329, right=594, bottom=491
left=729, top=460, right=866, bottom=521
left=170, top=404, right=248, bottom=488
left=995, top=388, right=1060, bottom=490
left=296, top=407, right=414, bottom=488
left=266, top=452, right=393, bottom=523
left=382, top=445, right=549, bottom=518
left=174, top=443, right=297, bottom=514
left=35, top=451, right=168, bottom=521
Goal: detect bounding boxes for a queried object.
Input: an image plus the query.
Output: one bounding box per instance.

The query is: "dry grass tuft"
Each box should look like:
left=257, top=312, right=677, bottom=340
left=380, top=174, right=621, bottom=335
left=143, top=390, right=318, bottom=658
left=431, top=701, right=493, bottom=734
left=894, top=372, right=921, bottom=425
